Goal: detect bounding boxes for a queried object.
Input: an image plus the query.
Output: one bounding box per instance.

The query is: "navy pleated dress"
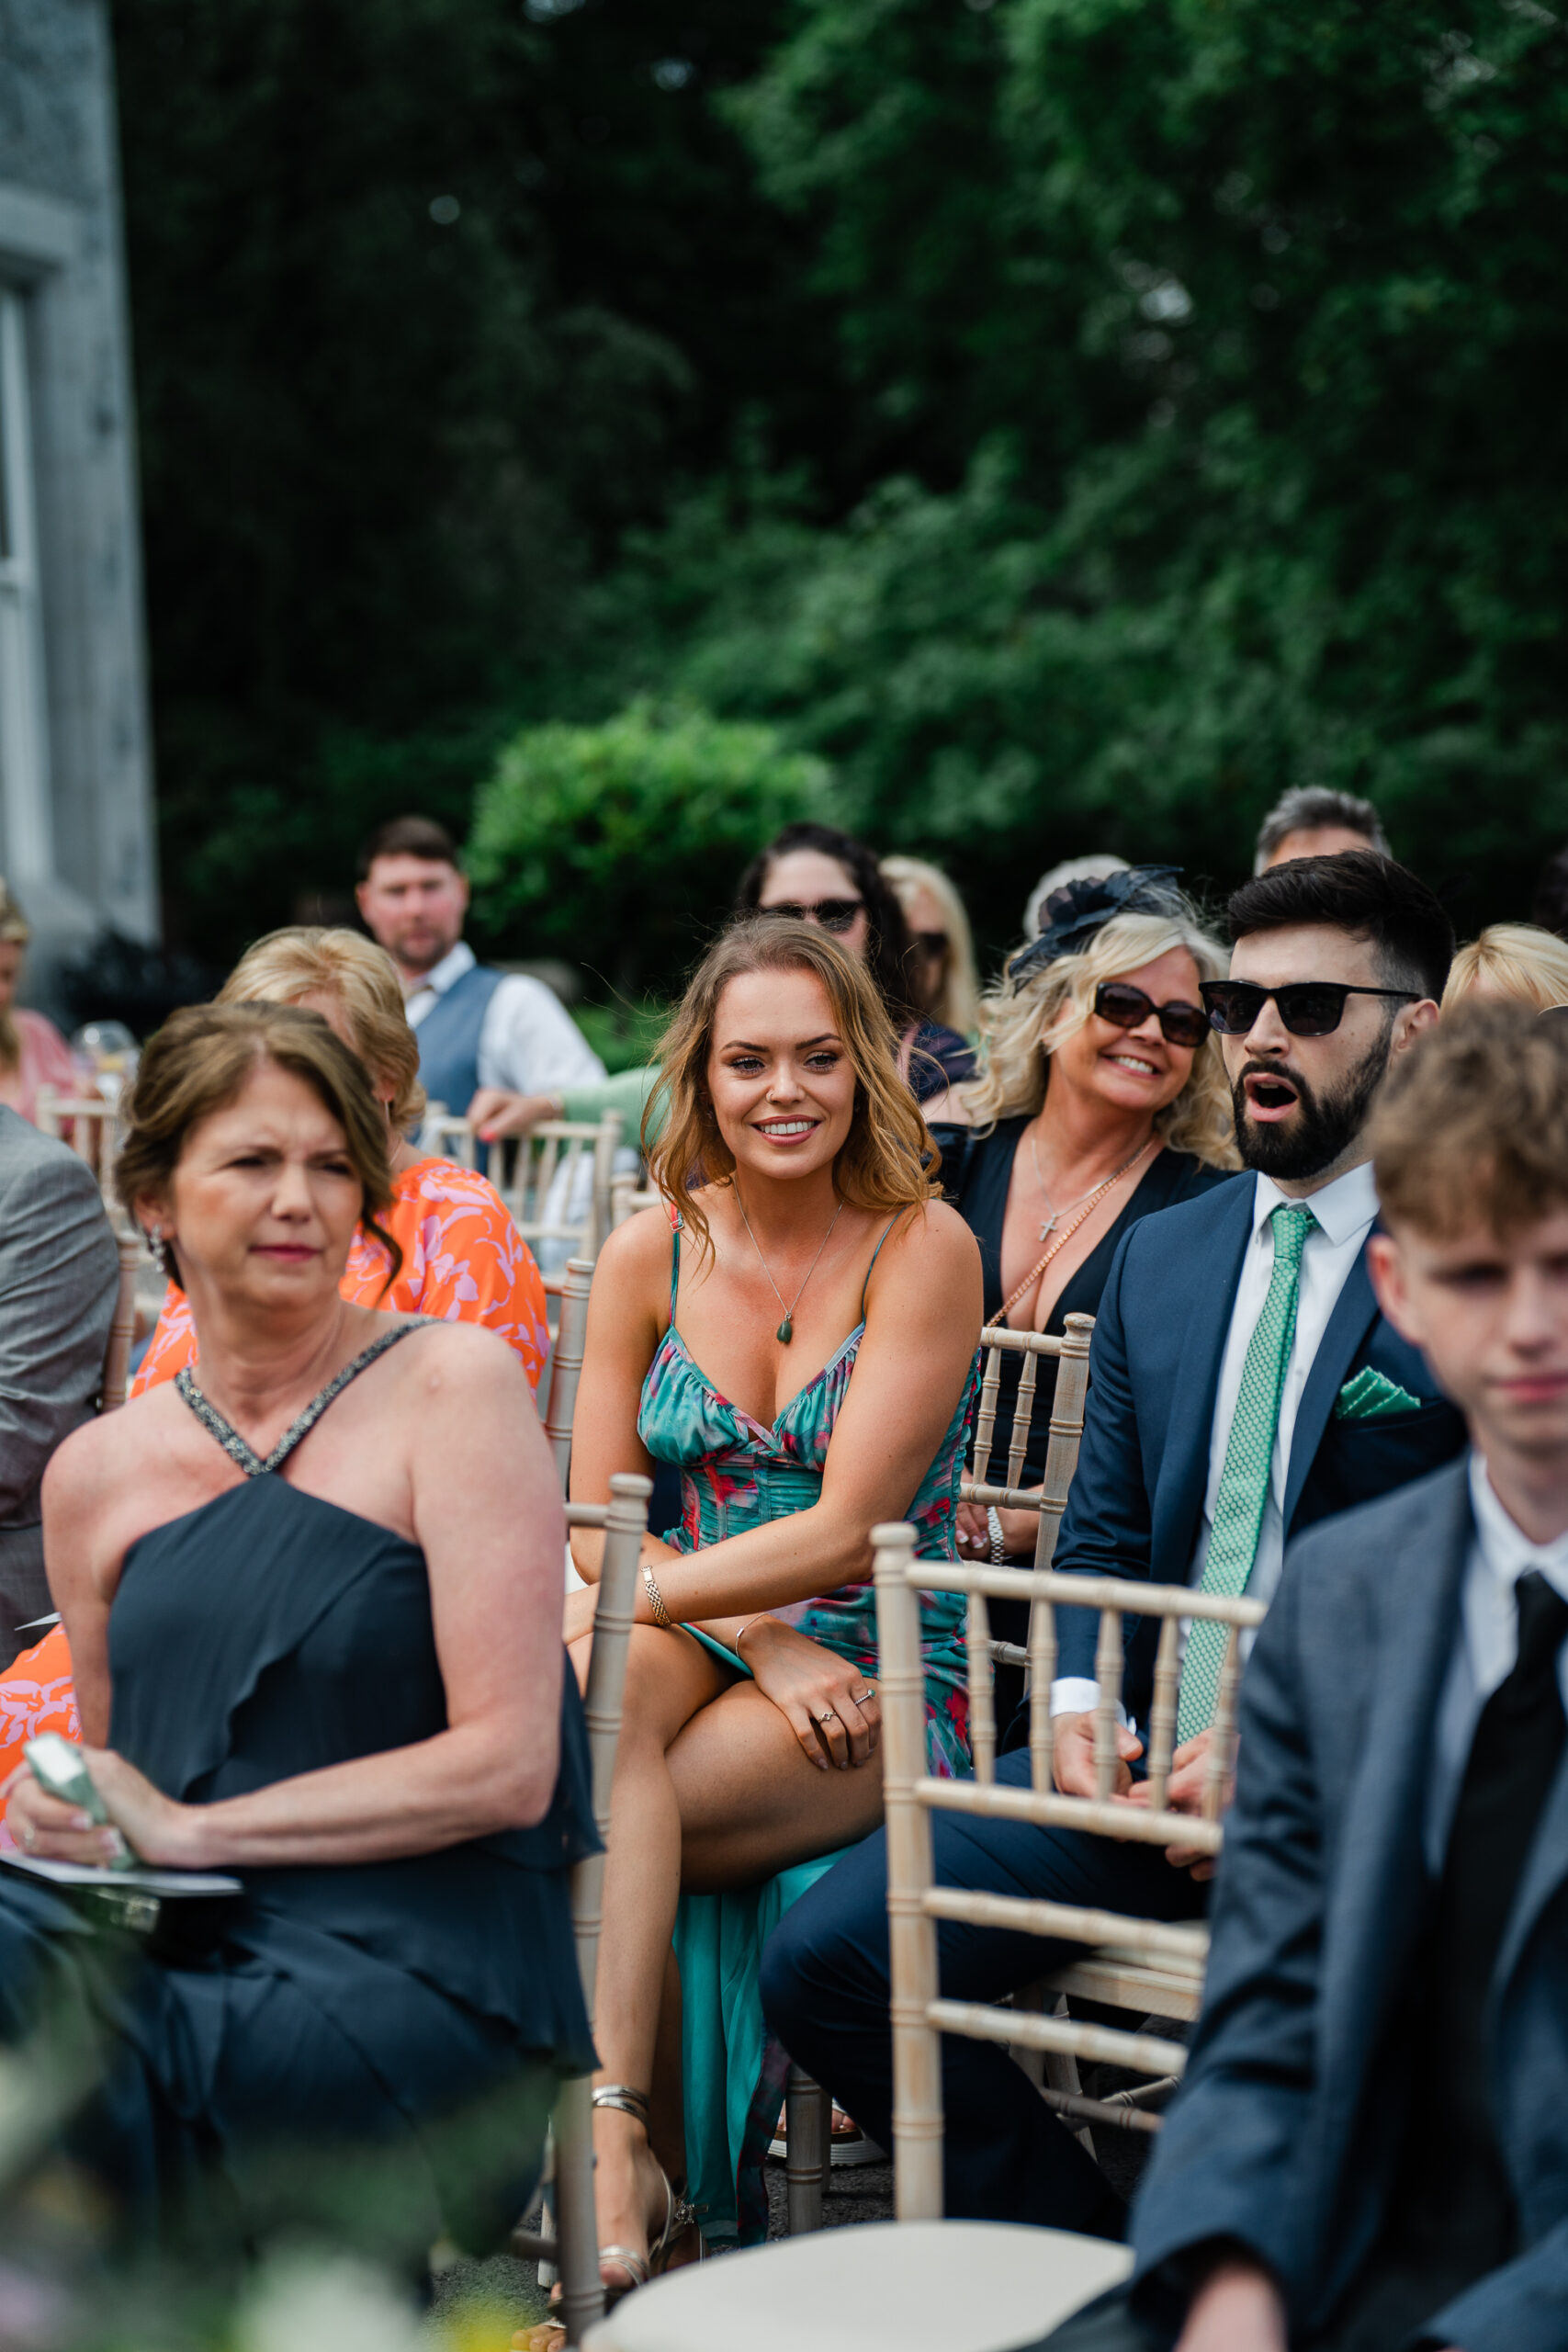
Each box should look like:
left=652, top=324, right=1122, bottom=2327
left=0, top=1326, right=595, bottom=2255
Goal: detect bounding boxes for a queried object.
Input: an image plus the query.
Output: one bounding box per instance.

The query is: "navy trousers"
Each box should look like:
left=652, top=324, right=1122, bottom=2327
left=759, top=1749, right=1208, bottom=2238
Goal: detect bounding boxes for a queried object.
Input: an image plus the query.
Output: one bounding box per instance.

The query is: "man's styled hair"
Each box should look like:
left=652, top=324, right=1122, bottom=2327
left=1226, top=848, right=1454, bottom=1003
left=1371, top=1001, right=1568, bottom=1239
left=355, top=814, right=460, bottom=881
left=1252, top=786, right=1389, bottom=874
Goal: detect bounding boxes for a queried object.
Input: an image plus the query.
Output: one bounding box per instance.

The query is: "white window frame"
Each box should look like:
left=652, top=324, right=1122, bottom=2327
left=0, top=281, right=54, bottom=889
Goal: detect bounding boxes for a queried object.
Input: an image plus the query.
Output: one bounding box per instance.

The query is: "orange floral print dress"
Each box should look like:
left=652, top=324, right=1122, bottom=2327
left=0, top=1158, right=549, bottom=1786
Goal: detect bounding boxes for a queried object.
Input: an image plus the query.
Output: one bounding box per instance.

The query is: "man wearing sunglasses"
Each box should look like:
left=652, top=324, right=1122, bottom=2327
left=762, top=849, right=1468, bottom=2239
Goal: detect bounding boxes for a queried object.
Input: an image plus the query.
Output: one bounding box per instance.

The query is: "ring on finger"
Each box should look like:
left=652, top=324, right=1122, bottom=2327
left=849, top=1686, right=873, bottom=1705
left=816, top=1707, right=838, bottom=1724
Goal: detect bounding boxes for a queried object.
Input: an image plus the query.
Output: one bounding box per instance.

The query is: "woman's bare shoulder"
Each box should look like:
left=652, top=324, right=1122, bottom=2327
left=873, top=1198, right=982, bottom=1285
left=41, top=1382, right=181, bottom=1526
left=589, top=1203, right=676, bottom=1296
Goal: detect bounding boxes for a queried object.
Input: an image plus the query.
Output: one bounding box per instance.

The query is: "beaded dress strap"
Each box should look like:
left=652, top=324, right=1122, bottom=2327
left=175, top=1321, right=428, bottom=1479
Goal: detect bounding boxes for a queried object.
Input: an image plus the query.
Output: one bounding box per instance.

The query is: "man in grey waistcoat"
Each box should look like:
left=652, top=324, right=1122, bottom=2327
left=0, top=1105, right=118, bottom=1663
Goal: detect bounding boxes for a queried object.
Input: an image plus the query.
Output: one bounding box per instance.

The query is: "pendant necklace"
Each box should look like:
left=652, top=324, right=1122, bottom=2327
left=1028, top=1127, right=1150, bottom=1243
left=1001, top=1136, right=1158, bottom=1323
left=733, top=1187, right=844, bottom=1345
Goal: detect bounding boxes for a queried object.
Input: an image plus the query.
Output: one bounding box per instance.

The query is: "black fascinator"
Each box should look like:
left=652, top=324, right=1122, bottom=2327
left=1009, top=865, right=1184, bottom=990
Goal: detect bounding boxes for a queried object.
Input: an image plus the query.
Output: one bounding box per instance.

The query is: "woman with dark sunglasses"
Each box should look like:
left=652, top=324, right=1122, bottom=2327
left=925, top=866, right=1238, bottom=1612
left=737, top=823, right=977, bottom=1104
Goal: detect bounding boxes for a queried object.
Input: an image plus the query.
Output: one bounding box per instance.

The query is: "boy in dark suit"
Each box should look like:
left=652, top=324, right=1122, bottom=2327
left=1042, top=996, right=1568, bottom=2350
left=762, top=851, right=1466, bottom=2232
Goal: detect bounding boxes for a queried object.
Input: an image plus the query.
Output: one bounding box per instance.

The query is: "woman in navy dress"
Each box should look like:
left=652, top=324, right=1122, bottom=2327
left=0, top=1001, right=593, bottom=2257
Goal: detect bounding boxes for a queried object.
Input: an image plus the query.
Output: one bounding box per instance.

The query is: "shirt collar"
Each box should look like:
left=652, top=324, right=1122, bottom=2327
left=1249, top=1158, right=1380, bottom=1248
left=405, top=940, right=474, bottom=999
left=1469, top=1453, right=1568, bottom=1593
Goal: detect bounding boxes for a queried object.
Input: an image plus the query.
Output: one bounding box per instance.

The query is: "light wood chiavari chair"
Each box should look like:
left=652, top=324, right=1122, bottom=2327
left=776, top=1312, right=1100, bottom=2233
left=609, top=1173, right=660, bottom=1229
left=874, top=1523, right=1266, bottom=2178
left=419, top=1111, right=623, bottom=1266
left=101, top=1229, right=142, bottom=1412
left=34, top=1085, right=117, bottom=1203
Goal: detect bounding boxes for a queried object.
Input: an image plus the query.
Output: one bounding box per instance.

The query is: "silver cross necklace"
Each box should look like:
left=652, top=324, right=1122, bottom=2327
left=1028, top=1126, right=1152, bottom=1241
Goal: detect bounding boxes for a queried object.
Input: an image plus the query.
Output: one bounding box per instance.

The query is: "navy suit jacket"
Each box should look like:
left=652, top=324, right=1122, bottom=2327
left=1132, top=1458, right=1568, bottom=2350
left=1051, top=1170, right=1465, bottom=1718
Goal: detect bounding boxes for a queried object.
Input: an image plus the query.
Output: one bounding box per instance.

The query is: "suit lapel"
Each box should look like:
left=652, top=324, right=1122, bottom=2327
left=1282, top=1244, right=1379, bottom=1534
left=1151, top=1182, right=1255, bottom=1579
left=1495, top=1741, right=1568, bottom=1998
left=1316, top=1466, right=1472, bottom=2108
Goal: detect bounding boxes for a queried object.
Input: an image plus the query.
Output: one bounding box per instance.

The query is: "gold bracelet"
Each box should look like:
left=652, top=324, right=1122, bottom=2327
left=642, top=1564, right=673, bottom=1630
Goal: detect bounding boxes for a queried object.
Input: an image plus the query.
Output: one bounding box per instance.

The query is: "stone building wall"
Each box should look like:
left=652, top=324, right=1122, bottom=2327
left=0, top=0, right=158, bottom=1008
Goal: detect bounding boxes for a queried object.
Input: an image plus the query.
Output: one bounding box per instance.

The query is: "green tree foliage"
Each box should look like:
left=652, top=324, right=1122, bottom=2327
left=468, top=701, right=829, bottom=993
left=598, top=0, right=1568, bottom=952
left=116, top=0, right=1568, bottom=981
left=112, top=0, right=836, bottom=956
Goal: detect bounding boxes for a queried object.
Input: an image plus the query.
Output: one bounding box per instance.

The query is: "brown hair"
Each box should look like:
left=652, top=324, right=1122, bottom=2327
left=1371, top=1000, right=1568, bottom=1239
left=355, top=813, right=460, bottom=879
left=220, top=926, right=426, bottom=1133
left=115, top=1003, right=401, bottom=1294
left=646, top=915, right=938, bottom=1255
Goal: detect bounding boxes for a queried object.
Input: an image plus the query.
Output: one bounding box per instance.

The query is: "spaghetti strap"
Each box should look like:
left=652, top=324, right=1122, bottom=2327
left=668, top=1211, right=683, bottom=1321
left=860, top=1215, right=903, bottom=1316
left=175, top=1320, right=429, bottom=1480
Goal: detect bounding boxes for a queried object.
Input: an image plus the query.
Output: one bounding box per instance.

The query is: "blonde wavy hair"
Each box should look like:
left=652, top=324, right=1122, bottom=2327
left=219, top=927, right=425, bottom=1135
left=646, top=916, right=939, bottom=1256
left=964, top=902, right=1239, bottom=1169
left=881, top=854, right=981, bottom=1035
left=1441, top=922, right=1568, bottom=1016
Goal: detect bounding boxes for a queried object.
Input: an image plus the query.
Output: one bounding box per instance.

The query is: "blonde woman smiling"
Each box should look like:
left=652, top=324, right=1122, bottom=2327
left=928, top=865, right=1237, bottom=1567
left=566, top=916, right=981, bottom=2284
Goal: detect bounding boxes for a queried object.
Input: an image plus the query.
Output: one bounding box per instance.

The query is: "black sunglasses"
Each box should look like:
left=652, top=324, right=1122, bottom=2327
left=1200, top=980, right=1418, bottom=1037
left=758, top=898, right=864, bottom=934
left=1094, top=980, right=1211, bottom=1049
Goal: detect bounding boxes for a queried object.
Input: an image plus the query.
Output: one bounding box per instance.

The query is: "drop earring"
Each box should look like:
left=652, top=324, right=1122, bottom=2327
left=146, top=1227, right=168, bottom=1276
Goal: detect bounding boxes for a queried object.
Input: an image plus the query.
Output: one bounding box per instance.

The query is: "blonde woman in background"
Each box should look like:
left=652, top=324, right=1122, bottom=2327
left=0, top=880, right=77, bottom=1124
left=1441, top=922, right=1568, bottom=1013
left=927, top=865, right=1237, bottom=1575
left=881, top=854, right=981, bottom=1039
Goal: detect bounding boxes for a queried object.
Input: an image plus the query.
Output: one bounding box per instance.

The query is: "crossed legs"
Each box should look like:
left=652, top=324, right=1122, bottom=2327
left=568, top=1623, right=887, bottom=2283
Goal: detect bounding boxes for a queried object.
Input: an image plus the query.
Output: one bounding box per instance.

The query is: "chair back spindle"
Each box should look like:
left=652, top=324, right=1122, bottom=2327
left=101, top=1230, right=141, bottom=1412
left=545, top=1258, right=595, bottom=1491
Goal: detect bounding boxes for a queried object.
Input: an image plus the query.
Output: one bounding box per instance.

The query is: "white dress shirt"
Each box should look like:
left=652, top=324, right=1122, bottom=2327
left=1425, top=1455, right=1568, bottom=1871
left=403, top=941, right=604, bottom=1103
left=1053, top=1159, right=1381, bottom=1718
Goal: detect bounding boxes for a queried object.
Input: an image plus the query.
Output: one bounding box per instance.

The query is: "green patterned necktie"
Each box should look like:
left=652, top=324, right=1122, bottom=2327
left=1177, top=1202, right=1318, bottom=1744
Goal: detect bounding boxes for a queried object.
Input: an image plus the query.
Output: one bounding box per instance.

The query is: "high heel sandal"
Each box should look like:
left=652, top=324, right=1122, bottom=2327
left=589, top=2084, right=699, bottom=2306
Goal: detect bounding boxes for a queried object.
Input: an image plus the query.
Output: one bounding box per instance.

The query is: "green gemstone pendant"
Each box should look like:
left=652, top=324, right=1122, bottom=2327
left=776, top=1317, right=794, bottom=1344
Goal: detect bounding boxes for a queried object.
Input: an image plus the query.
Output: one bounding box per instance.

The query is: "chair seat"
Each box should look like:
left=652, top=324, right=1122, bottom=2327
left=581, top=2219, right=1132, bottom=2352
left=1043, top=1946, right=1206, bottom=2022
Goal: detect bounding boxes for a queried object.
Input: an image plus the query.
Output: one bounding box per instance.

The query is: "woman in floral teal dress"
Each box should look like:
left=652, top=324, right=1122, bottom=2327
left=566, top=916, right=982, bottom=2291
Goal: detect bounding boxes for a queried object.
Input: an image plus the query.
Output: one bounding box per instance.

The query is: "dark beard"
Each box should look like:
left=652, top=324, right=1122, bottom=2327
left=1232, top=1032, right=1393, bottom=1182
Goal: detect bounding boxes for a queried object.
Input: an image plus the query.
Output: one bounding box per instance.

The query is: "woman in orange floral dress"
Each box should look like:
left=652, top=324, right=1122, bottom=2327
left=0, top=928, right=550, bottom=1779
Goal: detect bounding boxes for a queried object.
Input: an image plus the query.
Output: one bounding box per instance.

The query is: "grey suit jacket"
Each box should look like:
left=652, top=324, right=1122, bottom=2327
left=1132, top=1454, right=1568, bottom=2352
left=0, top=1105, right=118, bottom=1649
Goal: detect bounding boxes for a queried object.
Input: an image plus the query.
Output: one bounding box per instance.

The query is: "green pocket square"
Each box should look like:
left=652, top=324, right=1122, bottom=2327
left=1335, top=1365, right=1425, bottom=1421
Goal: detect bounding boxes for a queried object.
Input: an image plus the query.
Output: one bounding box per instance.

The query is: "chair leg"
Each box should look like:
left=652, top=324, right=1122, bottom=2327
left=784, top=2064, right=829, bottom=2235
left=552, top=2074, right=605, bottom=2346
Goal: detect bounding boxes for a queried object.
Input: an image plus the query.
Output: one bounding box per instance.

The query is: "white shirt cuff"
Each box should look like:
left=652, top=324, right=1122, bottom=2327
left=1049, top=1676, right=1129, bottom=1725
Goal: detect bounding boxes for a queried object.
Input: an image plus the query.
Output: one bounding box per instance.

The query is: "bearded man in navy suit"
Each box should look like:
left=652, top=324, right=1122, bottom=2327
left=1038, top=997, right=1568, bottom=2351
left=762, top=849, right=1466, bottom=2234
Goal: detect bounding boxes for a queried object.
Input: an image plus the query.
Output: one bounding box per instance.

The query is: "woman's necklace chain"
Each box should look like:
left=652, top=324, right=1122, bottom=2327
left=733, top=1187, right=845, bottom=1346
left=1000, top=1134, right=1158, bottom=1324
left=1028, top=1127, right=1150, bottom=1243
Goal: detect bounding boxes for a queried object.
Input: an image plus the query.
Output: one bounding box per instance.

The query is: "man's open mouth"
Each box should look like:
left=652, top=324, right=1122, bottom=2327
left=1245, top=1074, right=1301, bottom=1120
